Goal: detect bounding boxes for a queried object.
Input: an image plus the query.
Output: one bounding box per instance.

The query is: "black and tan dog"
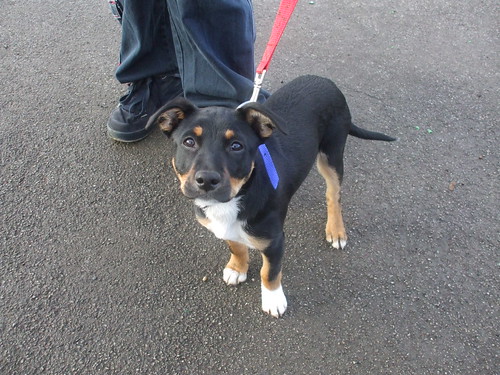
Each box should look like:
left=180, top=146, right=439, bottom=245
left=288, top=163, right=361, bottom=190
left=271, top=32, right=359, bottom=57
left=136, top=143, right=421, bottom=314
left=147, top=75, right=395, bottom=317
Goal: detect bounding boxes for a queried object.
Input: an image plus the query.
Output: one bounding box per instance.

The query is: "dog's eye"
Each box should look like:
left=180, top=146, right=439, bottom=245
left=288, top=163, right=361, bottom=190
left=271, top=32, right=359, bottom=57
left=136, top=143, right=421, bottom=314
left=230, top=141, right=244, bottom=152
left=183, top=137, right=196, bottom=148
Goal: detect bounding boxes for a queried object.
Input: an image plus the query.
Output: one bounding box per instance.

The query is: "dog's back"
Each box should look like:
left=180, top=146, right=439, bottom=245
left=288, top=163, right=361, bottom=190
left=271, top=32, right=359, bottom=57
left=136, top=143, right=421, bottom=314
left=256, top=75, right=353, bottom=200
left=265, top=75, right=351, bottom=140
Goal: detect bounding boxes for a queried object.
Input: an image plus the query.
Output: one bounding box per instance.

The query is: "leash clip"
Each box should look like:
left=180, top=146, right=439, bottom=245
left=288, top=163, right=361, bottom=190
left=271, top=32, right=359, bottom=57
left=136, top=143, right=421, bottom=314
left=249, top=70, right=267, bottom=103
left=250, top=71, right=266, bottom=102
left=237, top=71, right=266, bottom=109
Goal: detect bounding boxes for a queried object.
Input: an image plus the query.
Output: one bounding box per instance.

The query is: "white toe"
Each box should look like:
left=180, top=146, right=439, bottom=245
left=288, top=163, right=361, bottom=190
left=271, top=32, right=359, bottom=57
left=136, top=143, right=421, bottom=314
left=331, top=238, right=347, bottom=249
left=223, top=268, right=247, bottom=285
left=261, top=284, right=287, bottom=318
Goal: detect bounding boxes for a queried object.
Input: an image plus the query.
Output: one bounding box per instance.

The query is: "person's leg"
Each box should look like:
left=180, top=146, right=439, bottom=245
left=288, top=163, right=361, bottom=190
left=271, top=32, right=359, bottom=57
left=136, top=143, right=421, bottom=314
left=116, top=0, right=177, bottom=82
left=167, top=0, right=265, bottom=108
left=107, top=0, right=182, bottom=142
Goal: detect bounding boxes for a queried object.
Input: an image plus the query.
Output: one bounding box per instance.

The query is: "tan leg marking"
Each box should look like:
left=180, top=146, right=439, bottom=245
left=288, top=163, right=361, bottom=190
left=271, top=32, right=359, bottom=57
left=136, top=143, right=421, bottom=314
left=260, top=254, right=282, bottom=291
left=316, top=153, right=347, bottom=249
left=225, top=241, right=249, bottom=275
left=248, top=236, right=271, bottom=252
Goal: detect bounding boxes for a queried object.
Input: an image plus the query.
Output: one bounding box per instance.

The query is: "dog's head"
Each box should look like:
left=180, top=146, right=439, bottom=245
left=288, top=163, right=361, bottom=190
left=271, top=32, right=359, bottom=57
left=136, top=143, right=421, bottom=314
left=147, top=98, right=284, bottom=202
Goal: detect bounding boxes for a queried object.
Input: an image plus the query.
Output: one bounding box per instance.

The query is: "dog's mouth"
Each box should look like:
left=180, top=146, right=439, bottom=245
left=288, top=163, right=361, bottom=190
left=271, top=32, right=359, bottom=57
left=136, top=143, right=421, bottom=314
left=172, top=161, right=254, bottom=203
left=173, top=167, right=234, bottom=202
left=182, top=184, right=233, bottom=203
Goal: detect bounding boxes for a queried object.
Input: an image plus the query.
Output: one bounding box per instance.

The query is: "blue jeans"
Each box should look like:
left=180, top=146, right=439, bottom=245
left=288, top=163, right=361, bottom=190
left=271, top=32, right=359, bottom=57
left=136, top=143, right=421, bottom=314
left=115, top=0, right=259, bottom=107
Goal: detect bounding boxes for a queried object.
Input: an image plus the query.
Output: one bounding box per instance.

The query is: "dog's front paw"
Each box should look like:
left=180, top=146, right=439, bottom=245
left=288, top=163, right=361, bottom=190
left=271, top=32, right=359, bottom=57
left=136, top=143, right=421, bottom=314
left=326, top=229, right=347, bottom=249
left=223, top=267, right=247, bottom=286
left=261, top=284, right=287, bottom=318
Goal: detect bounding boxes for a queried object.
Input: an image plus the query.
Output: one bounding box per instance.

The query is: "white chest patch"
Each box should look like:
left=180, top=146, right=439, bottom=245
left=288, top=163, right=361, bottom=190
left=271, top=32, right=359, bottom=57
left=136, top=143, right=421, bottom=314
left=195, top=198, right=254, bottom=248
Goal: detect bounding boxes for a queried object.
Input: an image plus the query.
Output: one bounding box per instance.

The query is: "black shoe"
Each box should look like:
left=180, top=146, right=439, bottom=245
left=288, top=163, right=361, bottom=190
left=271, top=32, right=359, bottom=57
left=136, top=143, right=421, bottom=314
left=107, top=74, right=182, bottom=142
left=156, top=73, right=183, bottom=106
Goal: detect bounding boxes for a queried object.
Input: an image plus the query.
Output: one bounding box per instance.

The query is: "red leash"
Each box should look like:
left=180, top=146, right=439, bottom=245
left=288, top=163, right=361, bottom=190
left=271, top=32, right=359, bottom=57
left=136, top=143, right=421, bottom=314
left=243, top=0, right=299, bottom=104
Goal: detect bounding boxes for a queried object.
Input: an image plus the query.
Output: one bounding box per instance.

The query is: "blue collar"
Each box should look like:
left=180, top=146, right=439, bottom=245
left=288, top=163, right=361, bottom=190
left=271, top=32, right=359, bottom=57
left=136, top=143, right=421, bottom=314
left=258, top=144, right=279, bottom=190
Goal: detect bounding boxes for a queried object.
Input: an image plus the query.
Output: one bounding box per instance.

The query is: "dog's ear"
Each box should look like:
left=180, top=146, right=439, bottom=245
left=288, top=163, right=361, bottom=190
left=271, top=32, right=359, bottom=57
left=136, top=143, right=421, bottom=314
left=237, top=102, right=287, bottom=138
left=146, top=97, right=197, bottom=137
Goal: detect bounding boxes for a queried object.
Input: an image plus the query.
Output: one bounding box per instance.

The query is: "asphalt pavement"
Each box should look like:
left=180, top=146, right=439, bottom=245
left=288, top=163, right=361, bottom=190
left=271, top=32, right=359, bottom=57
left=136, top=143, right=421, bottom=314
left=1, top=1, right=498, bottom=374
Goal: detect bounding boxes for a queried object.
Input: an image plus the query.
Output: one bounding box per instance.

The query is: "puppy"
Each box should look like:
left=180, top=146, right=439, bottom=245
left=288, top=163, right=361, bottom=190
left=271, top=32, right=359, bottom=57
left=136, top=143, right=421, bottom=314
left=147, top=75, right=395, bottom=317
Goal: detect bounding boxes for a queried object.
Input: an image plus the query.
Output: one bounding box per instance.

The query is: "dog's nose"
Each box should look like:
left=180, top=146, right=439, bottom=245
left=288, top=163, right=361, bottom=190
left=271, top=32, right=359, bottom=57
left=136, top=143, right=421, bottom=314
left=195, top=171, right=221, bottom=192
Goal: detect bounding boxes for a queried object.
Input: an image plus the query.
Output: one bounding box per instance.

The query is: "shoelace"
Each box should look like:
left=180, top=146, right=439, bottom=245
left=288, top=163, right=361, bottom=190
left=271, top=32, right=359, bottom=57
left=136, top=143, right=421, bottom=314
left=119, top=77, right=154, bottom=117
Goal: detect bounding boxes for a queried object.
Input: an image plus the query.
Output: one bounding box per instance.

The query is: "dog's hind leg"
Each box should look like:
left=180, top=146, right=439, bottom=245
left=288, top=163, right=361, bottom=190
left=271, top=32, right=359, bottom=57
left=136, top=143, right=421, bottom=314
left=316, top=152, right=347, bottom=249
left=223, top=241, right=249, bottom=285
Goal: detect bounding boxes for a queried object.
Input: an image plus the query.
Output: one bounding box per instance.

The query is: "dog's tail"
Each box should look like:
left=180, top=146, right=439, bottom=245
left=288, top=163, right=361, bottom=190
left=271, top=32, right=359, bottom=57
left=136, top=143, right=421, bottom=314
left=349, top=123, right=397, bottom=142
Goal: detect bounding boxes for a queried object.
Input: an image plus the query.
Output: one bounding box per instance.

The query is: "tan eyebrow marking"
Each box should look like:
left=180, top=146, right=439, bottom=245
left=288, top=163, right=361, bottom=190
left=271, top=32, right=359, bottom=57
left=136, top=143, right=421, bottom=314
left=225, top=129, right=235, bottom=139
left=193, top=126, right=203, bottom=137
